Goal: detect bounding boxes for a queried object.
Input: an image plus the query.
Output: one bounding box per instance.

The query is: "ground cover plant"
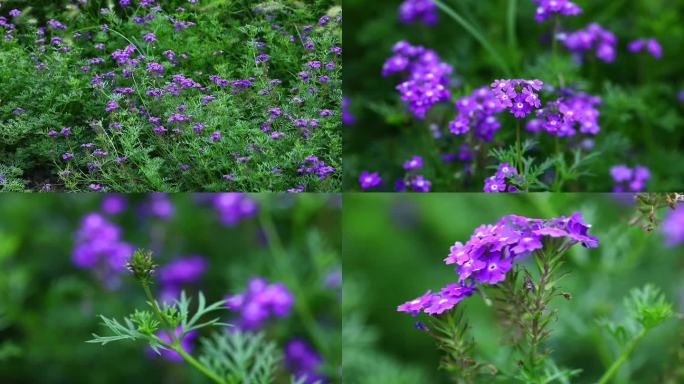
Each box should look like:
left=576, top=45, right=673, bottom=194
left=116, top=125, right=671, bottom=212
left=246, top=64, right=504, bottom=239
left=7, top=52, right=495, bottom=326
left=0, top=0, right=342, bottom=192
left=0, top=193, right=341, bottom=383
left=342, top=193, right=684, bottom=383
left=344, top=0, right=684, bottom=192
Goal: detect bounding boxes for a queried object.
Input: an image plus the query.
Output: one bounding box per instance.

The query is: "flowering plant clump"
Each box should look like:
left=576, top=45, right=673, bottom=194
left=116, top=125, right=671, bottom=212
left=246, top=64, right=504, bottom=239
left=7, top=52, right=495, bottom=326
left=0, top=1, right=341, bottom=192
left=396, top=212, right=600, bottom=382
left=344, top=0, right=683, bottom=192
left=610, top=164, right=651, bottom=192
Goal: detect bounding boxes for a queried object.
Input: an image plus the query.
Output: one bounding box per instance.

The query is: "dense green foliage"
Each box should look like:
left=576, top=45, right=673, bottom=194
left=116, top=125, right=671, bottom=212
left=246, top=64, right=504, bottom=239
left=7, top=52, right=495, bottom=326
left=0, top=0, right=342, bottom=192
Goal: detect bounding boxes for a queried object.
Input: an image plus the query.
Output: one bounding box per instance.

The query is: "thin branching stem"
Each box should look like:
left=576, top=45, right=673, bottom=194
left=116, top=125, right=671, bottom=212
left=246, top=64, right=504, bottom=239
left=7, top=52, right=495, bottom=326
left=596, top=328, right=647, bottom=384
left=142, top=283, right=174, bottom=343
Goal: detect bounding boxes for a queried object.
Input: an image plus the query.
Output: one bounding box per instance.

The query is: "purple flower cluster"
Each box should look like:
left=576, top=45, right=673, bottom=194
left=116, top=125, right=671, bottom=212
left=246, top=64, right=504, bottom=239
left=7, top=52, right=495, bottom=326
left=526, top=90, right=602, bottom=136
left=483, top=163, right=519, bottom=192
left=449, top=86, right=504, bottom=141
left=490, top=79, right=544, bottom=119
left=610, top=165, right=650, bottom=192
left=398, top=212, right=597, bottom=316
left=531, top=0, right=582, bottom=23
left=661, top=204, right=684, bottom=247
left=627, top=38, right=662, bottom=59
left=72, top=212, right=134, bottom=287
left=342, top=96, right=355, bottom=125
left=558, top=23, right=617, bottom=63
left=382, top=41, right=453, bottom=119
left=158, top=255, right=207, bottom=302
left=225, top=277, right=294, bottom=330
left=397, top=174, right=432, bottom=193
left=210, top=193, right=258, bottom=226
left=284, top=339, right=325, bottom=384
left=398, top=0, right=438, bottom=26
left=359, top=171, right=382, bottom=190
left=297, top=155, right=336, bottom=180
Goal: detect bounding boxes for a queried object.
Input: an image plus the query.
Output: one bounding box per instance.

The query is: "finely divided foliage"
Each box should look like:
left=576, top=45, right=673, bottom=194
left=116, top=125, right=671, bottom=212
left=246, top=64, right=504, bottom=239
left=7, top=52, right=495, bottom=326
left=0, top=0, right=341, bottom=192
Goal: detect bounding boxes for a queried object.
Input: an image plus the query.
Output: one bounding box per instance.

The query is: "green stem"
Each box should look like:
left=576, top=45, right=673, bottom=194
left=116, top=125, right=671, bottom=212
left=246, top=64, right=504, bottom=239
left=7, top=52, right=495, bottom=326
left=258, top=211, right=328, bottom=361
left=142, top=283, right=174, bottom=343
left=174, top=343, right=225, bottom=384
left=432, top=0, right=511, bottom=76
left=516, top=119, right=522, bottom=174
left=596, top=328, right=647, bottom=384
left=507, top=0, right=518, bottom=56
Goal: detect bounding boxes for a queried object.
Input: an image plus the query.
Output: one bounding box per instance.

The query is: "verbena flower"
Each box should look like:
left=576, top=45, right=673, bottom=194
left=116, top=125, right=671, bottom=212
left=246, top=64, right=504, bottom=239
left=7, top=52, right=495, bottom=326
left=398, top=213, right=597, bottom=316
left=558, top=23, right=617, bottom=63
left=398, top=0, right=438, bottom=26
left=627, top=38, right=663, bottom=59
left=284, top=338, right=325, bottom=384
left=610, top=164, right=650, bottom=192
left=483, top=163, right=519, bottom=192
left=661, top=204, right=684, bottom=246
left=382, top=41, right=453, bottom=119
left=449, top=86, right=504, bottom=141
left=403, top=155, right=424, bottom=170
left=527, top=89, right=602, bottom=136
left=490, top=79, right=544, bottom=119
left=159, top=255, right=207, bottom=302
left=225, top=277, right=294, bottom=330
left=531, top=0, right=581, bottom=23
left=210, top=193, right=258, bottom=225
left=359, top=171, right=382, bottom=189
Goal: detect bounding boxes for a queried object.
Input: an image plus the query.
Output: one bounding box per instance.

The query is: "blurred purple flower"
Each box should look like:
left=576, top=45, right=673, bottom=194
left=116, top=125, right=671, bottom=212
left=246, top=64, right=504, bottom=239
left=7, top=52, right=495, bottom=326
left=225, top=277, right=294, bottom=330
left=101, top=193, right=127, bottom=215
left=147, top=326, right=198, bottom=362
left=398, top=0, right=438, bottom=25
left=662, top=204, right=684, bottom=246
left=284, top=338, right=325, bottom=384
left=211, top=193, right=258, bottom=225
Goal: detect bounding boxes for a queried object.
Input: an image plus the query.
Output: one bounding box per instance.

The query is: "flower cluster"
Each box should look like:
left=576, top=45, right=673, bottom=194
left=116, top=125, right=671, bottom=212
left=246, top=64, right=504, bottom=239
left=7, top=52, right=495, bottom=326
left=158, top=255, right=207, bottom=302
left=359, top=171, right=382, bottom=190
left=627, top=38, right=663, bottom=59
left=284, top=339, right=325, bottom=384
left=382, top=40, right=453, bottom=118
left=526, top=90, right=602, bottom=136
left=661, top=204, right=684, bottom=247
left=531, top=0, right=582, bottom=23
left=558, top=23, right=617, bottom=63
left=483, top=163, right=519, bottom=192
left=398, top=0, right=438, bottom=26
left=394, top=155, right=432, bottom=192
left=225, top=277, right=294, bottom=330
left=72, top=213, right=134, bottom=288
left=490, top=79, right=544, bottom=119
left=610, top=165, right=650, bottom=192
left=209, top=193, right=258, bottom=226
left=448, top=86, right=505, bottom=141
left=342, top=96, right=355, bottom=125
left=398, top=213, right=598, bottom=316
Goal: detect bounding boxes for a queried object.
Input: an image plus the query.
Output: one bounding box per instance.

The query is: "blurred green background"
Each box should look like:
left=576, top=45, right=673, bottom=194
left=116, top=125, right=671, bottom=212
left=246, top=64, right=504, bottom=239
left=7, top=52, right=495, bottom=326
left=343, top=0, right=684, bottom=191
left=342, top=193, right=684, bottom=383
left=0, top=193, right=341, bottom=383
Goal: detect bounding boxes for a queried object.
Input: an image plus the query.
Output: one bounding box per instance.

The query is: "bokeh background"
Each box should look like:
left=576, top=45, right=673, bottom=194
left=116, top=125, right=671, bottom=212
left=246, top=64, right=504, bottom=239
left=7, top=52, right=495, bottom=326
left=343, top=193, right=684, bottom=383
left=0, top=193, right=341, bottom=383
left=343, top=0, right=684, bottom=191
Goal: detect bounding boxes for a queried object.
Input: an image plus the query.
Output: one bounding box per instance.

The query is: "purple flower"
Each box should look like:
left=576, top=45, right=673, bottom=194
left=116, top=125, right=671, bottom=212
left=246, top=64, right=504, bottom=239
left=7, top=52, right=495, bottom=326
left=610, top=164, right=650, bottom=192
left=359, top=171, right=382, bottom=189
left=531, top=0, right=582, bottom=23
left=211, top=193, right=258, bottom=225
left=409, top=175, right=431, bottom=192
left=147, top=62, right=164, bottom=74
left=383, top=41, right=453, bottom=118
left=143, top=32, right=157, bottom=42
left=148, top=327, right=197, bottom=362
left=101, top=194, right=127, bottom=215
left=284, top=339, right=325, bottom=384
left=400, top=213, right=597, bottom=317
left=530, top=90, right=602, bottom=137
left=403, top=155, right=423, bottom=170
left=490, top=79, right=543, bottom=119
left=342, top=96, right=355, bottom=125
left=628, top=38, right=662, bottom=59
left=72, top=213, right=134, bottom=288
left=484, top=176, right=506, bottom=193
left=398, top=0, right=438, bottom=26
left=159, top=255, right=207, bottom=302
left=9, top=9, right=21, bottom=17
left=105, top=100, right=119, bottom=112
left=662, top=204, right=684, bottom=246
left=483, top=163, right=518, bottom=192
left=225, top=277, right=294, bottom=330
left=558, top=23, right=617, bottom=63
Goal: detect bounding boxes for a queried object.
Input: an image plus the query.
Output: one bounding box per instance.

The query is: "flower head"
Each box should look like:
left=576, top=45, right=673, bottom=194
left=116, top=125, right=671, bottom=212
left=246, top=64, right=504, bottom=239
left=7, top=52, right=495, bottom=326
left=359, top=171, right=382, bottom=190
left=225, top=277, right=294, bottom=330
left=398, top=0, right=438, bottom=25
left=531, top=0, right=582, bottom=23
left=490, top=79, right=543, bottom=119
